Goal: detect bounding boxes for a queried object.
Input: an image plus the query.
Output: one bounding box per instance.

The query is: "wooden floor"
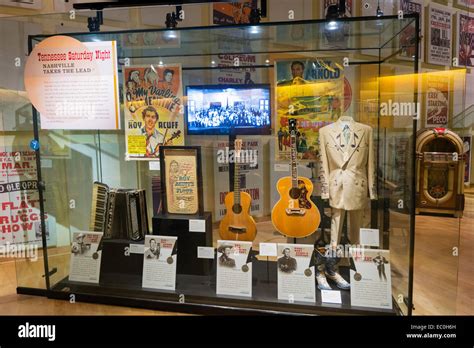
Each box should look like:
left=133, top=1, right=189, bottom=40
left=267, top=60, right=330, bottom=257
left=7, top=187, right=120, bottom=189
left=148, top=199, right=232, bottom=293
left=0, top=189, right=472, bottom=315
left=412, top=188, right=474, bottom=315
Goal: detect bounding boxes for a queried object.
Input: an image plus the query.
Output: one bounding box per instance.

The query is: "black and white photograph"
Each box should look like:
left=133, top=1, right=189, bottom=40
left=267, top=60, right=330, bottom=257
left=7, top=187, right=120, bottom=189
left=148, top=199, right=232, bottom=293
left=277, top=247, right=298, bottom=273
left=144, top=238, right=161, bottom=260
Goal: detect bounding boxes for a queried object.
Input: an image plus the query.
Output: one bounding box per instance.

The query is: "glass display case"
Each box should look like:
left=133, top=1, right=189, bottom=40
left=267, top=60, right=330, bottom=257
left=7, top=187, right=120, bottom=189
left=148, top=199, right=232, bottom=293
left=1, top=7, right=422, bottom=315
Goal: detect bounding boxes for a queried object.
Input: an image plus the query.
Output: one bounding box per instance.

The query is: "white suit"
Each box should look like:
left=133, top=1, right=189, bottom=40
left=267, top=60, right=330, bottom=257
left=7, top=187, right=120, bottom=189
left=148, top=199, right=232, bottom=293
left=319, top=117, right=377, bottom=247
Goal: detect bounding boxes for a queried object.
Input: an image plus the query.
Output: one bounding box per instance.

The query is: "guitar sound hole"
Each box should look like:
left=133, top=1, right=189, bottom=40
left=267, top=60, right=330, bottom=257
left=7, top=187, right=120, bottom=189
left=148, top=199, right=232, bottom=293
left=289, top=188, right=301, bottom=199
left=232, top=204, right=242, bottom=214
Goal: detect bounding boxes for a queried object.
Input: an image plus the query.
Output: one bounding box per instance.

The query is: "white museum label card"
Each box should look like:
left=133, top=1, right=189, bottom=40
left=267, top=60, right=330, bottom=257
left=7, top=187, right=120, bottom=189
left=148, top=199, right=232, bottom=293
left=274, top=163, right=290, bottom=172
left=129, top=243, right=144, bottom=254
left=24, top=36, right=120, bottom=130
left=142, top=235, right=178, bottom=291
left=197, top=246, right=215, bottom=259
left=216, top=240, right=252, bottom=298
left=277, top=243, right=316, bottom=303
left=360, top=228, right=380, bottom=247
left=350, top=248, right=393, bottom=310
left=69, top=231, right=103, bottom=283
left=189, top=219, right=206, bottom=233
left=148, top=161, right=161, bottom=171
left=259, top=243, right=277, bottom=257
left=321, top=290, right=342, bottom=304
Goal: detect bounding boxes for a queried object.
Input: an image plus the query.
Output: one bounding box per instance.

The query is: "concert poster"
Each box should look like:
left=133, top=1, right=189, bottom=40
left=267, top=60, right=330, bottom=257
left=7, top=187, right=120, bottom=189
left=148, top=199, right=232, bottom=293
left=397, top=0, right=424, bottom=62
left=0, top=149, right=56, bottom=246
left=424, top=72, right=450, bottom=127
left=275, top=59, right=344, bottom=161
left=456, top=12, right=474, bottom=67
left=123, top=65, right=184, bottom=161
left=427, top=3, right=453, bottom=66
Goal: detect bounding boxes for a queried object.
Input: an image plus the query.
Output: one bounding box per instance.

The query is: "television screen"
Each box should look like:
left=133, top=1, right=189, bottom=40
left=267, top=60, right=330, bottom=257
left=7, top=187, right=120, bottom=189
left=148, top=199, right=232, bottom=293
left=186, top=84, right=271, bottom=135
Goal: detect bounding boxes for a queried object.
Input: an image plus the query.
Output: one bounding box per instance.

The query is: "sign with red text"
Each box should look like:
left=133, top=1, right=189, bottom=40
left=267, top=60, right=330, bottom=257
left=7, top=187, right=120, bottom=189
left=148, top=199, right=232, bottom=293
left=0, top=150, right=56, bottom=246
left=24, top=36, right=120, bottom=130
left=425, top=72, right=450, bottom=127
left=427, top=3, right=453, bottom=66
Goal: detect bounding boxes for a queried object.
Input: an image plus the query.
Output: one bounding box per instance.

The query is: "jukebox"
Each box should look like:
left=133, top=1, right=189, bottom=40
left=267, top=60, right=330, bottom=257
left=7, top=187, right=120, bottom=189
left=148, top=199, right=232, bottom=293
left=416, top=128, right=465, bottom=217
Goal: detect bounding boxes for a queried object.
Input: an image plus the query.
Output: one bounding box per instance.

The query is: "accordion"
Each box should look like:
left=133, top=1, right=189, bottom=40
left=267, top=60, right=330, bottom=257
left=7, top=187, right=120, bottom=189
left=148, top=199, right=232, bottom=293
left=89, top=182, right=148, bottom=241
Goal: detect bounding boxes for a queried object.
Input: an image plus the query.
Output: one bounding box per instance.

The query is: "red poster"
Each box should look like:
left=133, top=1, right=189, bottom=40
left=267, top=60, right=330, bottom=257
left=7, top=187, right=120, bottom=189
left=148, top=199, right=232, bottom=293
left=425, top=73, right=449, bottom=127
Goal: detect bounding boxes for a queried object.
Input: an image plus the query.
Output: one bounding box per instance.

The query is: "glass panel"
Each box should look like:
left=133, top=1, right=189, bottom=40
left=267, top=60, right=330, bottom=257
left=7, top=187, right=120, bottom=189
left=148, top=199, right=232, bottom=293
left=0, top=8, right=420, bottom=315
left=0, top=18, right=44, bottom=290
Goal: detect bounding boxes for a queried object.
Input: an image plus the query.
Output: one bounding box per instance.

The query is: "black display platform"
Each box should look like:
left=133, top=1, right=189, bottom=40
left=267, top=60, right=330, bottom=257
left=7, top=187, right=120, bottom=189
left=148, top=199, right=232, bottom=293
left=100, top=239, right=144, bottom=282
left=52, top=258, right=398, bottom=316
left=152, top=212, right=212, bottom=276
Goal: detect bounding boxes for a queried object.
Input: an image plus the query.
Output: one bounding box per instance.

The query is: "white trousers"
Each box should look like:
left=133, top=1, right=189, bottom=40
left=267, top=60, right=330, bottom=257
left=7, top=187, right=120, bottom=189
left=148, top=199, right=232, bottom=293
left=330, top=208, right=363, bottom=249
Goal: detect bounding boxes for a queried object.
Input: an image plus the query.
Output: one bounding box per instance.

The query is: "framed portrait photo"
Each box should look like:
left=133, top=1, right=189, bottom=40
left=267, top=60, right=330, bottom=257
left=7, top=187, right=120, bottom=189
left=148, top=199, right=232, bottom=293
left=159, top=146, right=203, bottom=215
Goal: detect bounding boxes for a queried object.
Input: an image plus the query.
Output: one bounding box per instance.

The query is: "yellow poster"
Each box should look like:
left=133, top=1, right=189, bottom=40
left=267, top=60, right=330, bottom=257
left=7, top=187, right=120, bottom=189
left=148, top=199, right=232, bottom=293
left=124, top=65, right=184, bottom=160
left=275, top=59, right=344, bottom=161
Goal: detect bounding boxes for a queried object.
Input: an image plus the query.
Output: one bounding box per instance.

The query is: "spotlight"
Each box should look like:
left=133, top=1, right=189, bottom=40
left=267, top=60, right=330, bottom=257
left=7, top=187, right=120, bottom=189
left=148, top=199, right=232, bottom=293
left=249, top=26, right=261, bottom=34
left=326, top=20, right=339, bottom=31
left=165, top=6, right=183, bottom=29
left=376, top=0, right=383, bottom=17
left=324, top=0, right=350, bottom=43
left=164, top=30, right=178, bottom=40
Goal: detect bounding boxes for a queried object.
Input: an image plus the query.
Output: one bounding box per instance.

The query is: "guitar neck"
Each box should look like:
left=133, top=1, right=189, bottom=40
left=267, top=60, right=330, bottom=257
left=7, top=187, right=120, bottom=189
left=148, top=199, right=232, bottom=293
left=291, top=132, right=298, bottom=188
left=234, top=159, right=241, bottom=205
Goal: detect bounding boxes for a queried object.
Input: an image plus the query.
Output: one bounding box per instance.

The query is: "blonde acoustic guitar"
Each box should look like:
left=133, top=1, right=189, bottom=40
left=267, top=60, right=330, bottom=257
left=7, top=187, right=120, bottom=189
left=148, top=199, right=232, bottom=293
left=272, top=118, right=321, bottom=238
left=219, top=139, right=257, bottom=241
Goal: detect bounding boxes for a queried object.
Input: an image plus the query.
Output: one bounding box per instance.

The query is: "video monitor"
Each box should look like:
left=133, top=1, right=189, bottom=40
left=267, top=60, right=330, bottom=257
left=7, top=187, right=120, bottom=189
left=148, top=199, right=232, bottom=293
left=186, top=84, right=271, bottom=135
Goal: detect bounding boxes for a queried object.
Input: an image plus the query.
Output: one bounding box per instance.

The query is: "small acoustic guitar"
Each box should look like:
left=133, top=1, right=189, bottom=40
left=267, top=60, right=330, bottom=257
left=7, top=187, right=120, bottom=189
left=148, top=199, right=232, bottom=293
left=271, top=118, right=321, bottom=238
left=219, top=139, right=257, bottom=241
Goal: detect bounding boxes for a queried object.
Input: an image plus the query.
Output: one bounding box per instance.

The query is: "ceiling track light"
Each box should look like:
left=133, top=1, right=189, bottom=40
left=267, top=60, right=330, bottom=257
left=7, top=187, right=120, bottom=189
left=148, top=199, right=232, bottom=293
left=166, top=5, right=183, bottom=29
left=87, top=10, right=103, bottom=32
